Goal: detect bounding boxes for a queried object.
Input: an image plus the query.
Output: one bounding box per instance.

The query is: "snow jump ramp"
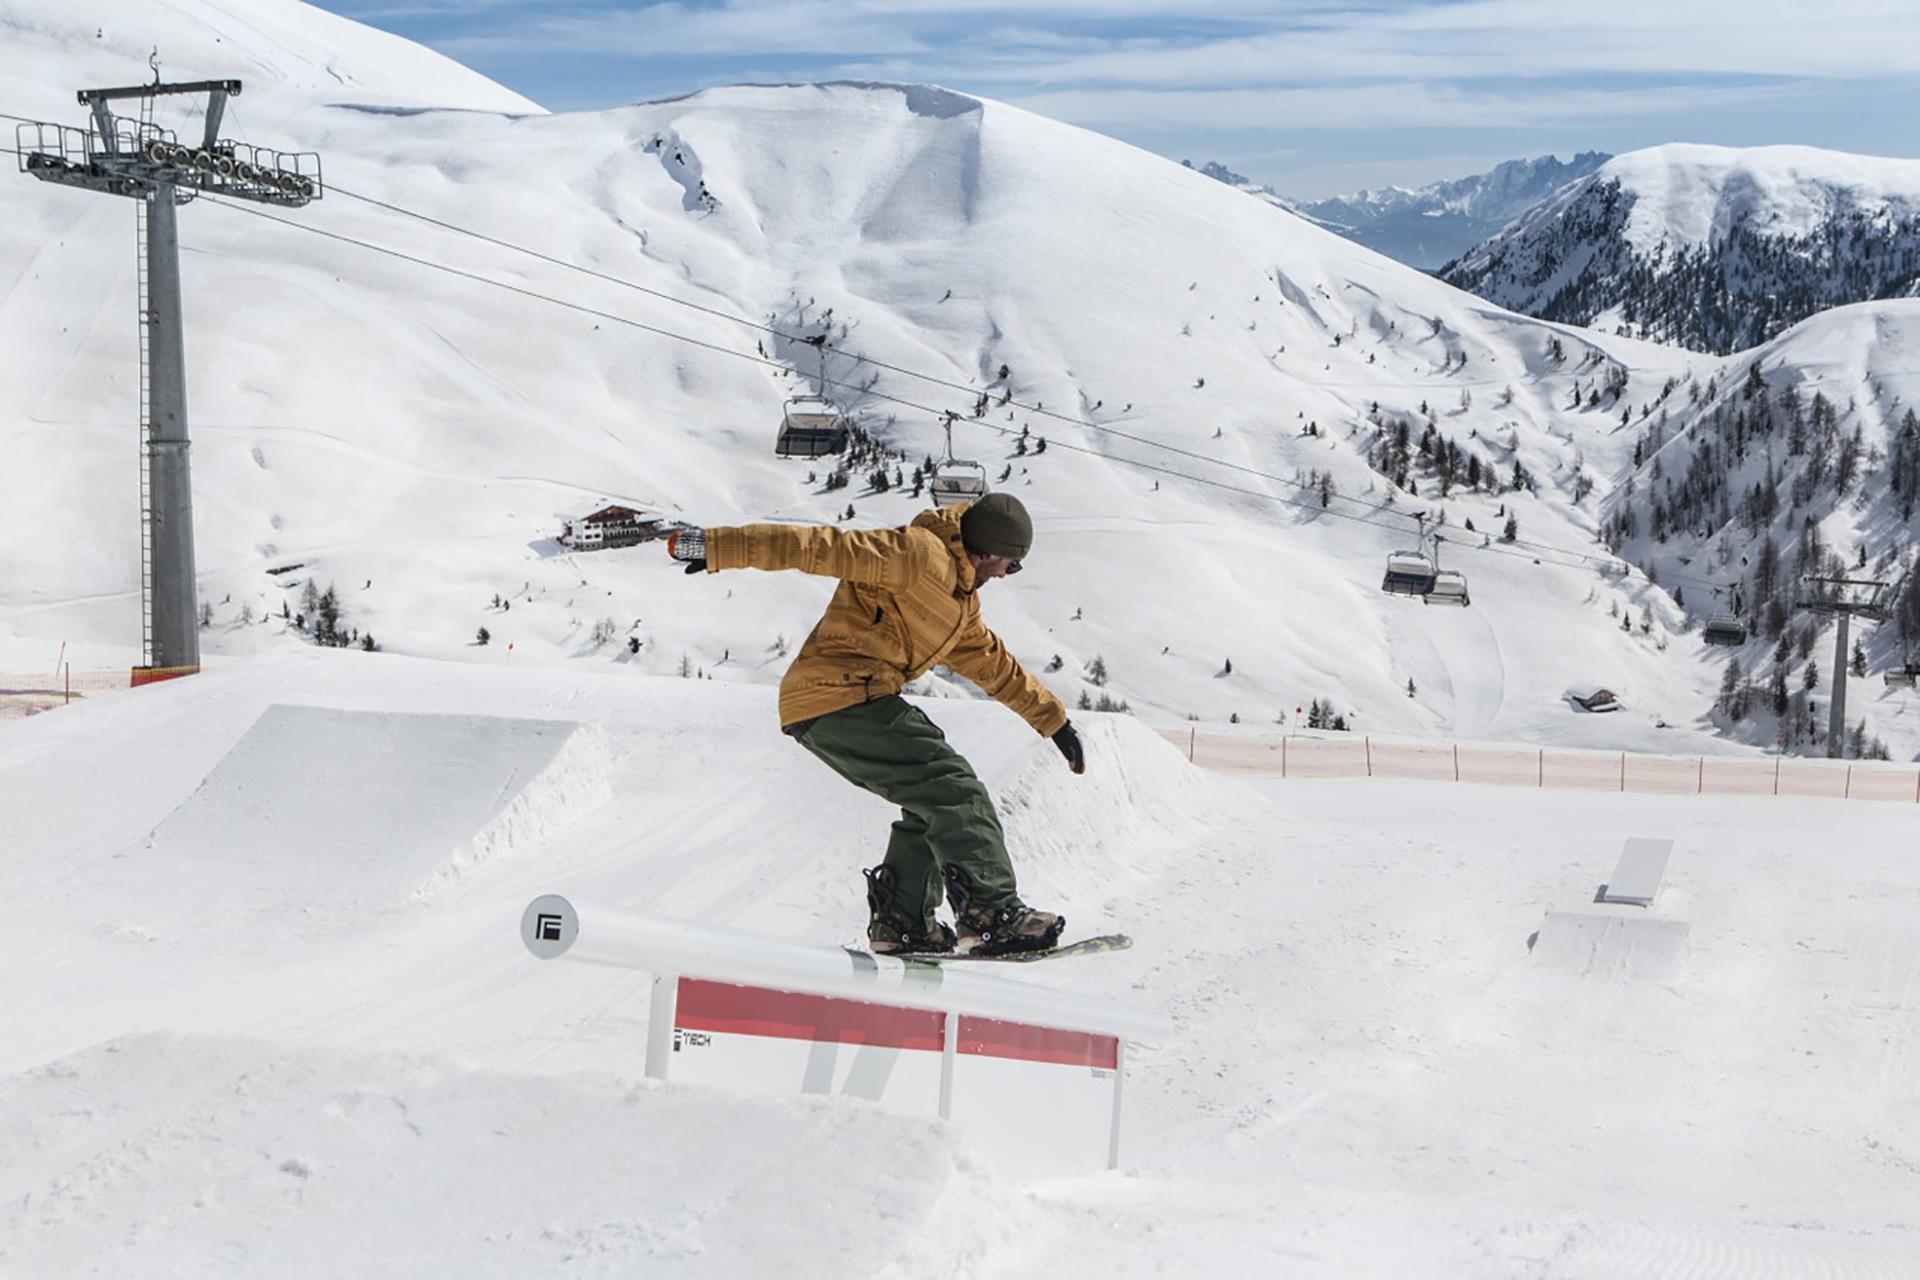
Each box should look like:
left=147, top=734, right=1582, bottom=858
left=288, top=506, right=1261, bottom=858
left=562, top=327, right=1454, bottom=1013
left=148, top=704, right=610, bottom=918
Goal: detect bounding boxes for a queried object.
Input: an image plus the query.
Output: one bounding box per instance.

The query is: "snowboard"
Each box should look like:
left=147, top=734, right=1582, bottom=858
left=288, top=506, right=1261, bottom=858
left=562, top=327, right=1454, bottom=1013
left=893, top=933, right=1132, bottom=964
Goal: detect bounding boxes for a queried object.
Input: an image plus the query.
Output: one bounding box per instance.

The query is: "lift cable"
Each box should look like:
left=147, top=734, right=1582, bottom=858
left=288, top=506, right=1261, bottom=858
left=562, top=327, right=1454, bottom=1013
left=319, top=185, right=1677, bottom=575
left=196, top=191, right=1614, bottom=576
left=0, top=95, right=1716, bottom=590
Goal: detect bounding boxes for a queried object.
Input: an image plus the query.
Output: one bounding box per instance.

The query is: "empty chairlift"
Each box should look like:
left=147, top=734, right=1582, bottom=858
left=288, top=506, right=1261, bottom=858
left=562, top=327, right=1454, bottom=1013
left=1380, top=519, right=1470, bottom=606
left=1701, top=613, right=1746, bottom=646
left=1425, top=568, right=1471, bottom=607
left=1381, top=548, right=1438, bottom=597
left=774, top=335, right=850, bottom=459
left=929, top=417, right=989, bottom=508
left=929, top=459, right=989, bottom=507
left=1699, top=582, right=1749, bottom=648
left=775, top=394, right=849, bottom=458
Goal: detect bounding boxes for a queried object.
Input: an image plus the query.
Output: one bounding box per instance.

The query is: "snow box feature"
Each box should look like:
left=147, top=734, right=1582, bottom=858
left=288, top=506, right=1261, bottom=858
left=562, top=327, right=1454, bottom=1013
left=1530, top=907, right=1691, bottom=983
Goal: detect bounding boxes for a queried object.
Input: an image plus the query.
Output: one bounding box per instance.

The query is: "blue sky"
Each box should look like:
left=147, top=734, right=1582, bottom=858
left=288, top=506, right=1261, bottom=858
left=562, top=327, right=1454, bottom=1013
left=312, top=0, right=1920, bottom=199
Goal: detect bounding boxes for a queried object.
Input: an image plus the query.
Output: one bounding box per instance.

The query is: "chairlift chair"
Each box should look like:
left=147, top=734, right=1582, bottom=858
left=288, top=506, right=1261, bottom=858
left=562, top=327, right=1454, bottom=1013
left=1886, top=661, right=1919, bottom=689
left=1702, top=613, right=1747, bottom=647
left=929, top=459, right=989, bottom=508
left=1424, top=569, right=1471, bottom=607
left=774, top=394, right=849, bottom=459
left=1380, top=549, right=1439, bottom=597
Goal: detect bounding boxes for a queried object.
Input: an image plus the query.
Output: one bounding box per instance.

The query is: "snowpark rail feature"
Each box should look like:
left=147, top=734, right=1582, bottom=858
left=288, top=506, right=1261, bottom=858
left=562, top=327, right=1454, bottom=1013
left=520, top=895, right=1169, bottom=1177
left=1165, top=728, right=1920, bottom=804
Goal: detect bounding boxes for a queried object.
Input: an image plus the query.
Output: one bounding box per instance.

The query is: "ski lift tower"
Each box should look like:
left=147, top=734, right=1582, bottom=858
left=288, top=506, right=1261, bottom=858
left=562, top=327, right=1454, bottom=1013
left=12, top=67, right=323, bottom=675
left=1795, top=576, right=1889, bottom=758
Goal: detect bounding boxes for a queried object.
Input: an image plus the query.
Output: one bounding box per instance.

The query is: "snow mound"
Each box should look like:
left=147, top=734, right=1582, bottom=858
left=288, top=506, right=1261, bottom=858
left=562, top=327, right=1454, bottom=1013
left=995, top=713, right=1264, bottom=896
left=0, top=1032, right=1013, bottom=1279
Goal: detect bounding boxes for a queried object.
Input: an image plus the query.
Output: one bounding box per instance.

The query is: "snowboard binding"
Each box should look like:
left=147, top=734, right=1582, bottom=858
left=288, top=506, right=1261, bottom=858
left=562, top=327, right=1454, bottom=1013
left=942, top=866, right=1065, bottom=956
left=863, top=865, right=955, bottom=955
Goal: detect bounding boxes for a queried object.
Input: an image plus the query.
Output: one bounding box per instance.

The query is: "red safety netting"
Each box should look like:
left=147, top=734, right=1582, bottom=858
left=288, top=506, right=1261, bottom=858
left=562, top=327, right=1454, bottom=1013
left=0, top=665, right=197, bottom=722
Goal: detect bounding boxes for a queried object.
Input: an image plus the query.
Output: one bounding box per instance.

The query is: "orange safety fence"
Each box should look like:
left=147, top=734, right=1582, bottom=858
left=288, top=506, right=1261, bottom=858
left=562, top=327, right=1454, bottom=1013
left=1160, top=727, right=1920, bottom=806
left=0, top=665, right=198, bottom=721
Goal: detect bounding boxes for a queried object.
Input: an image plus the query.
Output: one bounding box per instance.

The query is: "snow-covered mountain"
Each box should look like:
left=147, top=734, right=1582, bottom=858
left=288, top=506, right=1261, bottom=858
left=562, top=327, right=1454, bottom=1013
left=1600, top=300, right=1920, bottom=755
left=1188, top=153, right=1610, bottom=271
left=1, top=0, right=1912, bottom=759
left=0, top=0, right=542, bottom=119
left=1442, top=145, right=1920, bottom=354
left=1291, top=153, right=1612, bottom=272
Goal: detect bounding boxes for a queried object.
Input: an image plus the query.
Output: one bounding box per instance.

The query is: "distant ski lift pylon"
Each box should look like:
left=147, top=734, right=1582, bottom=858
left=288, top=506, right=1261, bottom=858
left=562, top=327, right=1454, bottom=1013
left=1380, top=516, right=1469, bottom=606
left=929, top=414, right=989, bottom=508
left=774, top=335, right=849, bottom=459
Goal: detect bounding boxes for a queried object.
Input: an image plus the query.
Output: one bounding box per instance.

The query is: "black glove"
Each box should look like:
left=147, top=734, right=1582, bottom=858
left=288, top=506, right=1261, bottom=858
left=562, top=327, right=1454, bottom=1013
left=667, top=527, right=707, bottom=575
left=1052, top=721, right=1085, bottom=774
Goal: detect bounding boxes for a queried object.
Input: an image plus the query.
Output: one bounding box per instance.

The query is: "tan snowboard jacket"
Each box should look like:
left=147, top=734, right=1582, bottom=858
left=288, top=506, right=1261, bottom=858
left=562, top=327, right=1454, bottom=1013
left=703, top=503, right=1068, bottom=736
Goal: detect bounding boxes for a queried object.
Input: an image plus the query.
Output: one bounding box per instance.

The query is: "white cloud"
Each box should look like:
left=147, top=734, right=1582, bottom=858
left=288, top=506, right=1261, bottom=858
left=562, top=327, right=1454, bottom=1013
left=1001, top=79, right=1812, bottom=133
left=413, top=0, right=1920, bottom=81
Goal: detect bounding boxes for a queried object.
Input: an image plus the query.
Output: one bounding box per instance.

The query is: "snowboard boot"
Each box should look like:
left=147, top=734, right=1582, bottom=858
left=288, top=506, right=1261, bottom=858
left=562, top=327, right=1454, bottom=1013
left=943, top=866, right=1065, bottom=956
left=863, top=865, right=955, bottom=955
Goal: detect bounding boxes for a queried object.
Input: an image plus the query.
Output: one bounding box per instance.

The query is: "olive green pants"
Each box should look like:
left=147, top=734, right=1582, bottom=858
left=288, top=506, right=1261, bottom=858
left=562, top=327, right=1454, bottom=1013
left=794, top=695, right=1019, bottom=928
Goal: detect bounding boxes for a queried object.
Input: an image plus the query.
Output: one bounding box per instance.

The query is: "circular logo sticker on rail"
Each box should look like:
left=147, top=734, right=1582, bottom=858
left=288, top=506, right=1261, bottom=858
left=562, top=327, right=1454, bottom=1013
left=521, top=894, right=578, bottom=959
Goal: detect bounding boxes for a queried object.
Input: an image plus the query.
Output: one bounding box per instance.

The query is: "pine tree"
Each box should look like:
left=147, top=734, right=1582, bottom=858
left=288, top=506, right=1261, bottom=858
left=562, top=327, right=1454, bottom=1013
left=1718, top=656, right=1746, bottom=721
left=317, top=585, right=341, bottom=646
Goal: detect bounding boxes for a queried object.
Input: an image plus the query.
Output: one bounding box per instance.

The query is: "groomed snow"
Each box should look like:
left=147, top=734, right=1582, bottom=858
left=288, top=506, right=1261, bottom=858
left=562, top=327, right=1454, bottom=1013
left=2, top=650, right=1918, bottom=1277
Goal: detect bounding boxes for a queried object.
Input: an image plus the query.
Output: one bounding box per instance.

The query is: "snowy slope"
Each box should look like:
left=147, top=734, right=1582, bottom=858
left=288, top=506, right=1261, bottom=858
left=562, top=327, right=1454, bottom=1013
left=4, top=650, right=1920, bottom=1276
left=1602, top=300, right=1920, bottom=756
left=1443, top=144, right=1920, bottom=353
left=0, top=0, right=541, bottom=121
left=3, top=1, right=1912, bottom=761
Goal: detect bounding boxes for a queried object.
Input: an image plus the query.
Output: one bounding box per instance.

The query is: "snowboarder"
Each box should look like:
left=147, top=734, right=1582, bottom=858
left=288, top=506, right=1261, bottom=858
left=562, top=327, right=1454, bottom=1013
left=667, top=494, right=1084, bottom=955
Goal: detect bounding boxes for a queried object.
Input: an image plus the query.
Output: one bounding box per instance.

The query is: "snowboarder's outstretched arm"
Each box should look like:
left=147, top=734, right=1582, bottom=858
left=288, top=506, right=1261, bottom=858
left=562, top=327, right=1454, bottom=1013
left=682, top=523, right=943, bottom=592
left=941, top=623, right=1069, bottom=740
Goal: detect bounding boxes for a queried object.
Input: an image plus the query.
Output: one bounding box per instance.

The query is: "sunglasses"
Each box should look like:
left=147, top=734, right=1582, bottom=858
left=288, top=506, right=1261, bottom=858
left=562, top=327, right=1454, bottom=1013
left=1005, top=560, right=1023, bottom=575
